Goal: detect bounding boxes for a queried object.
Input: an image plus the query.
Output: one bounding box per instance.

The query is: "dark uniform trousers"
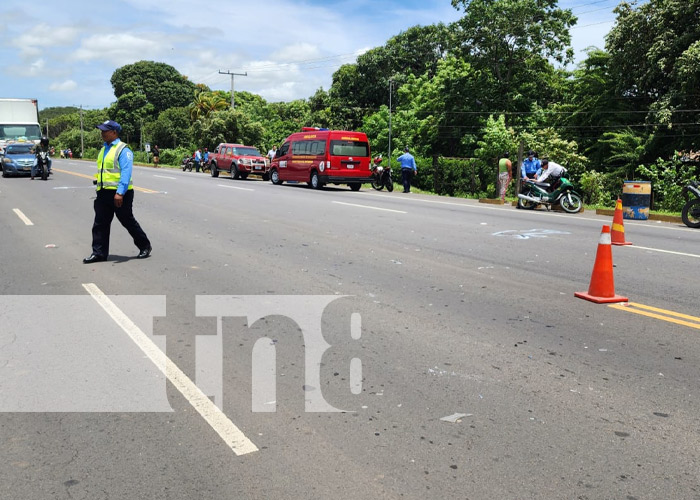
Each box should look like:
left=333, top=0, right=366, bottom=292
left=91, top=189, right=150, bottom=257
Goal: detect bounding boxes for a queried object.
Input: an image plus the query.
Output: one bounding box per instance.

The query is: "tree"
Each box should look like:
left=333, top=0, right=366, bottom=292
left=606, top=0, right=700, bottom=154
left=110, top=61, right=197, bottom=116
left=146, top=107, right=191, bottom=149
left=451, top=0, right=576, bottom=114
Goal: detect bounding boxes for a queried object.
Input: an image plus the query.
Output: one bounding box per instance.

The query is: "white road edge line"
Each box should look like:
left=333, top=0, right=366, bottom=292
left=626, top=245, right=700, bottom=259
left=332, top=201, right=407, bottom=213
left=13, top=208, right=33, bottom=225
left=217, top=184, right=255, bottom=192
left=153, top=175, right=177, bottom=180
left=82, top=283, right=259, bottom=456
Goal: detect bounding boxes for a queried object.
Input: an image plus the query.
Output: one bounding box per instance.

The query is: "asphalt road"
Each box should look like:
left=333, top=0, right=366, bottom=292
left=2, top=159, right=700, bottom=499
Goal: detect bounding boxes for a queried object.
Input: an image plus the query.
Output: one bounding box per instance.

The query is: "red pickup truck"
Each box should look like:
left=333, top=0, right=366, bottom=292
left=208, top=143, right=270, bottom=180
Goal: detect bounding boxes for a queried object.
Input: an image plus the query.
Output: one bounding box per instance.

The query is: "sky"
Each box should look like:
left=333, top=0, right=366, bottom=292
left=0, top=0, right=621, bottom=112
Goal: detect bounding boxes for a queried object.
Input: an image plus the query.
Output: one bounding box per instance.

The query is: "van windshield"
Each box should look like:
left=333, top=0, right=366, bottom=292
left=330, top=140, right=369, bottom=157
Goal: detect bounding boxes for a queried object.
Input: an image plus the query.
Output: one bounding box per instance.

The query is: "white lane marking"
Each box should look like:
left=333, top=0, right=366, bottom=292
left=626, top=245, right=700, bottom=259
left=13, top=208, right=33, bottom=225
left=53, top=186, right=96, bottom=190
left=82, top=283, right=259, bottom=456
left=332, top=201, right=407, bottom=213
left=217, top=184, right=254, bottom=192
left=153, top=175, right=177, bottom=180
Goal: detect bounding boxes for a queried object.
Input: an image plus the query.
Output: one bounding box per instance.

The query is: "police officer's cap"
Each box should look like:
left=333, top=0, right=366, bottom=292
left=96, top=120, right=122, bottom=133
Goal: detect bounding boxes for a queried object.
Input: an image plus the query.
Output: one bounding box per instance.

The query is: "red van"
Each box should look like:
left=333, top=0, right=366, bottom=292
left=269, top=128, right=372, bottom=191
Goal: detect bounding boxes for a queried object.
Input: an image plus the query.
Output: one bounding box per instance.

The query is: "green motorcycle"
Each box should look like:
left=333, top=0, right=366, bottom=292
left=517, top=176, right=583, bottom=213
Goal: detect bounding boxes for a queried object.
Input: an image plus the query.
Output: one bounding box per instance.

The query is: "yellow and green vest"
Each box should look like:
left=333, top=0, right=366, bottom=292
left=95, top=142, right=132, bottom=191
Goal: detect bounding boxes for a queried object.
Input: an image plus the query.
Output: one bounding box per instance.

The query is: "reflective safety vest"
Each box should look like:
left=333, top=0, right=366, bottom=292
left=95, top=142, right=132, bottom=191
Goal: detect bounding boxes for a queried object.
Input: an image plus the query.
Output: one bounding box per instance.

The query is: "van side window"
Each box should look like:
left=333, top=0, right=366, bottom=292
left=278, top=142, right=290, bottom=156
left=310, top=140, right=326, bottom=155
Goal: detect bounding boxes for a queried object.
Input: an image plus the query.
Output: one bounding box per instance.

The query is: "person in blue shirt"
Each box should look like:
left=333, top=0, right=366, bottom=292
left=521, top=150, right=541, bottom=180
left=83, top=120, right=151, bottom=263
left=194, top=148, right=202, bottom=172
left=397, top=146, right=417, bottom=193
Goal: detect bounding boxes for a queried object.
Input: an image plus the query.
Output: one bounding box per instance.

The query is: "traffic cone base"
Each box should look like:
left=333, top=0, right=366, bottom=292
left=574, top=291, right=628, bottom=304
left=611, top=198, right=632, bottom=246
left=575, top=225, right=629, bottom=304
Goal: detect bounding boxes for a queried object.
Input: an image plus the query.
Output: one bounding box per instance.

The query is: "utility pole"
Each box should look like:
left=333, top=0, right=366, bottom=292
left=388, top=79, right=394, bottom=165
left=219, top=70, right=247, bottom=109
left=79, top=105, right=84, bottom=158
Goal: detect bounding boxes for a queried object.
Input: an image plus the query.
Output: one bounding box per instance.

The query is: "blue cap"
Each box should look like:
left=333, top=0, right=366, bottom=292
left=96, top=120, right=122, bottom=133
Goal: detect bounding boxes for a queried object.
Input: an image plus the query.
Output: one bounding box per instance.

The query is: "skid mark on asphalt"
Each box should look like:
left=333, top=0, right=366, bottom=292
left=609, top=302, right=700, bottom=330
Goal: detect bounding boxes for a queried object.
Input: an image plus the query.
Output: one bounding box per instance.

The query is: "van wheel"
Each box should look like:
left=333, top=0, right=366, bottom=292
left=349, top=183, right=361, bottom=191
left=270, top=168, right=282, bottom=185
left=310, top=171, right=323, bottom=190
left=211, top=163, right=219, bottom=177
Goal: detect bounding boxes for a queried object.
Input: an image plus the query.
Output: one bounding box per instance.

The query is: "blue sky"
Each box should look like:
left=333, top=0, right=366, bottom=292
left=0, top=0, right=620, bottom=111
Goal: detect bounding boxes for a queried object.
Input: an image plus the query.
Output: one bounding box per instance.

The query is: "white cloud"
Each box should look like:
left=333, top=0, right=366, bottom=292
left=72, top=32, right=172, bottom=65
left=49, top=80, right=78, bottom=92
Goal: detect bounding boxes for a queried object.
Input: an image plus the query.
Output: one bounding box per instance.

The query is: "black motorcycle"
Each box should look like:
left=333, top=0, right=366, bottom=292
left=181, top=156, right=194, bottom=172
left=370, top=155, right=393, bottom=192
left=35, top=150, right=50, bottom=180
left=681, top=180, right=700, bottom=228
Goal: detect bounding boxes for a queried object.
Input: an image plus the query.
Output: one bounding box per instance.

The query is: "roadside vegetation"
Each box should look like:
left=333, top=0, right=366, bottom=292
left=41, top=0, right=700, bottom=211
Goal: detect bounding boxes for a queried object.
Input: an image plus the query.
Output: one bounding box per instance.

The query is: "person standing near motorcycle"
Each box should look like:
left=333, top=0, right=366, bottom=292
left=521, top=150, right=540, bottom=180
left=194, top=148, right=202, bottom=172
left=532, top=159, right=566, bottom=192
left=83, top=120, right=152, bottom=263
left=398, top=146, right=417, bottom=193
left=498, top=152, right=512, bottom=202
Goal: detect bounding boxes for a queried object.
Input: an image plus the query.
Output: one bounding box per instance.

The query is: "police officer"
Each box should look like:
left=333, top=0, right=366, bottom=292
left=83, top=120, right=152, bottom=263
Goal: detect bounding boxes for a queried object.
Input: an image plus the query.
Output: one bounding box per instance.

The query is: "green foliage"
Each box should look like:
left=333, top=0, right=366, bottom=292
left=159, top=147, right=192, bottom=167
left=637, top=156, right=699, bottom=211
left=578, top=170, right=615, bottom=206
left=474, top=115, right=517, bottom=166
left=145, top=107, right=191, bottom=149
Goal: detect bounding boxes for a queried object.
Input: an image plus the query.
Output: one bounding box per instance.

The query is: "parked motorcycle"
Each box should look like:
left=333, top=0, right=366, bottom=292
left=370, top=155, right=393, bottom=192
left=681, top=180, right=700, bottom=228
left=517, top=176, right=583, bottom=213
left=181, top=156, right=194, bottom=172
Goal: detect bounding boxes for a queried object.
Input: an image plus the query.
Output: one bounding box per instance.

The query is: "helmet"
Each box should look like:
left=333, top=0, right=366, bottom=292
left=40, top=136, right=49, bottom=148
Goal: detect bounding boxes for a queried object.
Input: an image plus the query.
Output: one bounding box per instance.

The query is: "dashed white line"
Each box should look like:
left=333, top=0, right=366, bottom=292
left=332, top=201, right=407, bottom=213
left=154, top=174, right=177, bottom=180
left=217, top=184, right=255, bottom=192
left=13, top=208, right=33, bottom=225
left=82, top=282, right=259, bottom=456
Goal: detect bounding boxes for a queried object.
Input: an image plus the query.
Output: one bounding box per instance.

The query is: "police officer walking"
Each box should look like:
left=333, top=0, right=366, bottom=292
left=83, top=120, right=152, bottom=263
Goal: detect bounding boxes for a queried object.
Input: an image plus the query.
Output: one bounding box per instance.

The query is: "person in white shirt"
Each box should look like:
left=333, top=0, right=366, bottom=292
left=532, top=159, right=566, bottom=191
left=267, top=145, right=277, bottom=163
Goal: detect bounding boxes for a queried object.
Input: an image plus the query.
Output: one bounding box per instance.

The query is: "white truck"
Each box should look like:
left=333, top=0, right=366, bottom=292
left=0, top=98, right=42, bottom=154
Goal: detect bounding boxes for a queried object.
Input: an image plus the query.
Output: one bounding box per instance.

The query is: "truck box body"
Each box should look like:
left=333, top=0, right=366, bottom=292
left=0, top=98, right=42, bottom=153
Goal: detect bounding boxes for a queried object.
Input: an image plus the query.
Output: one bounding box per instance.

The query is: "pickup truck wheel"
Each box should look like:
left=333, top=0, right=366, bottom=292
left=231, top=164, right=239, bottom=180
left=270, top=168, right=282, bottom=185
left=210, top=163, right=219, bottom=177
left=349, top=183, right=361, bottom=191
left=310, top=171, right=323, bottom=190
left=240, top=172, right=249, bottom=180
left=262, top=173, right=270, bottom=181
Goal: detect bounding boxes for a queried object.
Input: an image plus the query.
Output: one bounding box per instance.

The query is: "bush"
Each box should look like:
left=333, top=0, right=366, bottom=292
left=637, top=156, right=699, bottom=211
left=578, top=170, right=613, bottom=206
left=159, top=147, right=192, bottom=167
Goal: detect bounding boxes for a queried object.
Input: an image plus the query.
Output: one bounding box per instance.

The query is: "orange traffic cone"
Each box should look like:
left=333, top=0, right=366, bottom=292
left=611, top=198, right=632, bottom=246
left=575, top=225, right=629, bottom=304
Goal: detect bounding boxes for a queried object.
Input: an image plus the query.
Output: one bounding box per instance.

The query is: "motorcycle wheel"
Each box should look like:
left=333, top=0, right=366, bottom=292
left=371, top=178, right=384, bottom=191
left=386, top=177, right=394, bottom=192
left=559, top=192, right=582, bottom=213
left=517, top=190, right=537, bottom=210
left=681, top=198, right=700, bottom=228
left=41, top=162, right=48, bottom=181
